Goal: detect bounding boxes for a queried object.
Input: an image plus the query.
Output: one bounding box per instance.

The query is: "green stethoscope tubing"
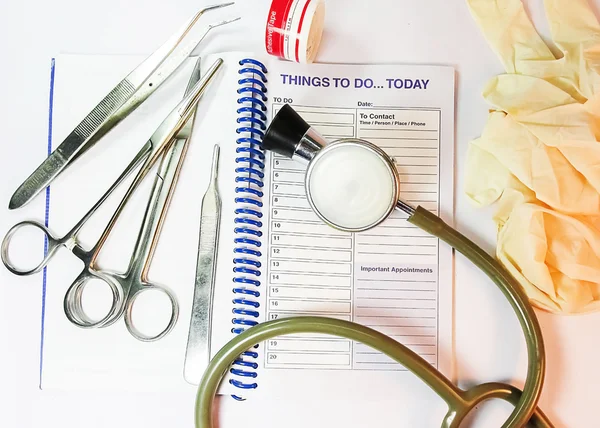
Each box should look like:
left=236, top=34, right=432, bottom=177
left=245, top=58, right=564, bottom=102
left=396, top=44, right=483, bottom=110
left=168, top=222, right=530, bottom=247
left=196, top=207, right=552, bottom=428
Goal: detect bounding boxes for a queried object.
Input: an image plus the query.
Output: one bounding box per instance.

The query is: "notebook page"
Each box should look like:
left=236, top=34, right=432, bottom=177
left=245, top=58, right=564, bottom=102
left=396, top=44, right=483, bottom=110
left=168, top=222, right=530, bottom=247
left=257, top=60, right=455, bottom=380
left=203, top=53, right=455, bottom=397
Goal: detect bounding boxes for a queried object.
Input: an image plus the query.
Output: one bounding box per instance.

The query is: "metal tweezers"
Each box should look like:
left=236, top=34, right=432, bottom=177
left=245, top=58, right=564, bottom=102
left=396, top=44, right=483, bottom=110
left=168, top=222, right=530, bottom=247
left=9, top=2, right=239, bottom=210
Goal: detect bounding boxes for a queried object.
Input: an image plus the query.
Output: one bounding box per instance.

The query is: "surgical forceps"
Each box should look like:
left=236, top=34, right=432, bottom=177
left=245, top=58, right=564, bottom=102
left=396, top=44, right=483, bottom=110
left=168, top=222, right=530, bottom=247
left=9, top=2, right=238, bottom=210
left=2, top=58, right=223, bottom=341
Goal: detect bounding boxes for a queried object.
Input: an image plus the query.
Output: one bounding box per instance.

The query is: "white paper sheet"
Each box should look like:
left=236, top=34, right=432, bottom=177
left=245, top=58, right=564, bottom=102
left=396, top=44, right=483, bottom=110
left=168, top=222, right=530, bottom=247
left=40, top=54, right=210, bottom=391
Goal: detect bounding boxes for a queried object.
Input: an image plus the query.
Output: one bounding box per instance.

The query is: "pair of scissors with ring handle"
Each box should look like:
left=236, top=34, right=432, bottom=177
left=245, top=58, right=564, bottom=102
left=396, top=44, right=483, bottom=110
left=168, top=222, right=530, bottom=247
left=2, top=58, right=223, bottom=341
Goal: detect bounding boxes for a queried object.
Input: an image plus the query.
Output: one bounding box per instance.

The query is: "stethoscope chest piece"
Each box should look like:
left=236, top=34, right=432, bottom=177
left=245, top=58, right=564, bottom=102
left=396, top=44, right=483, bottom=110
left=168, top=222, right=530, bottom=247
left=262, top=104, right=401, bottom=232
left=305, top=140, right=400, bottom=232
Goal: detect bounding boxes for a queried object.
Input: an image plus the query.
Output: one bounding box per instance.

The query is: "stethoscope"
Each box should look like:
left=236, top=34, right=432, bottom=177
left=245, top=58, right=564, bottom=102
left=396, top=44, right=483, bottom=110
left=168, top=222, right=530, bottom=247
left=196, top=105, right=554, bottom=427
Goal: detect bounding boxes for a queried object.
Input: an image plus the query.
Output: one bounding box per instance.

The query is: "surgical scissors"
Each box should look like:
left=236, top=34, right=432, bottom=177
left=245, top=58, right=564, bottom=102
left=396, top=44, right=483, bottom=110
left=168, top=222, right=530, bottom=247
left=2, top=57, right=223, bottom=341
left=8, top=2, right=238, bottom=210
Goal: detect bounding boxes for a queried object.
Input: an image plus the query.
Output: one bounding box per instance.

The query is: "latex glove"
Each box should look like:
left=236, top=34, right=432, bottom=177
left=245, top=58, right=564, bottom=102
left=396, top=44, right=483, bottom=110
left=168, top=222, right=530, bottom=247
left=465, top=0, right=600, bottom=313
left=465, top=0, right=600, bottom=214
left=498, top=203, right=600, bottom=314
left=466, top=0, right=600, bottom=101
left=471, top=78, right=600, bottom=215
left=467, top=137, right=600, bottom=314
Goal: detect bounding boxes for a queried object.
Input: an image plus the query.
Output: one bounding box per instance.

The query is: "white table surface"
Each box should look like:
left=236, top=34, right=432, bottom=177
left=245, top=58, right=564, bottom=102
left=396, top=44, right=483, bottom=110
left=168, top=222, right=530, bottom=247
left=1, top=0, right=599, bottom=427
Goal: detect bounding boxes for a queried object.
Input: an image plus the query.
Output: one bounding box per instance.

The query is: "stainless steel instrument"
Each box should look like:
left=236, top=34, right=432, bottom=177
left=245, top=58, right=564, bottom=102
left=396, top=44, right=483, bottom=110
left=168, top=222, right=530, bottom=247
left=9, top=3, right=238, bottom=210
left=184, top=144, right=221, bottom=383
left=2, top=58, right=223, bottom=341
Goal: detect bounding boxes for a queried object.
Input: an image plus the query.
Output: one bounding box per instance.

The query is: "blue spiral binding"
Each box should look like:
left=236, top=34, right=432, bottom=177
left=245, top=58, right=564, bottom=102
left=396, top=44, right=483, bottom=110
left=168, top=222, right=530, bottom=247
left=230, top=58, right=268, bottom=396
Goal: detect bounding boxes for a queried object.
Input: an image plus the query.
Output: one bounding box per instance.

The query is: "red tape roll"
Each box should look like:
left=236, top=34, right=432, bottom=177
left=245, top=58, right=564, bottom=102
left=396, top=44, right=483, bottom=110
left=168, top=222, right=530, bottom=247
left=265, top=0, right=325, bottom=63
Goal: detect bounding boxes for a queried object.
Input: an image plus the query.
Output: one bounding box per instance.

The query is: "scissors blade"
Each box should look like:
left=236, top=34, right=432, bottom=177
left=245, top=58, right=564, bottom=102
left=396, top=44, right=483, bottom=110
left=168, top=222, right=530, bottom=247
left=9, top=3, right=236, bottom=210
left=83, top=57, right=222, bottom=272
left=184, top=144, right=221, bottom=385
left=136, top=58, right=223, bottom=184
left=174, top=57, right=203, bottom=141
left=133, top=56, right=204, bottom=276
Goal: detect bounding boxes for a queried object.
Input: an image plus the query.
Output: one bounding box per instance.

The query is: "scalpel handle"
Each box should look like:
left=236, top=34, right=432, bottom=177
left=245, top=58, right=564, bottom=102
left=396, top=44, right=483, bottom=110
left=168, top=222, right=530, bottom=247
left=184, top=145, right=221, bottom=385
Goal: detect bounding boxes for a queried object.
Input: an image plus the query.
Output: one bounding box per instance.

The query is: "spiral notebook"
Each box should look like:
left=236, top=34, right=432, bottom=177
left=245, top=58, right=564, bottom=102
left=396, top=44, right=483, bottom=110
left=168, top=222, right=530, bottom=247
left=197, top=52, right=456, bottom=396
left=40, top=52, right=455, bottom=397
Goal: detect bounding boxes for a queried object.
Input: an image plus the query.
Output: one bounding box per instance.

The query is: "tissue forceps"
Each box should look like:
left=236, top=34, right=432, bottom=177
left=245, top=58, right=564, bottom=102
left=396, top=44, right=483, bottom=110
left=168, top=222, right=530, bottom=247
left=9, top=2, right=238, bottom=210
left=2, top=58, right=223, bottom=341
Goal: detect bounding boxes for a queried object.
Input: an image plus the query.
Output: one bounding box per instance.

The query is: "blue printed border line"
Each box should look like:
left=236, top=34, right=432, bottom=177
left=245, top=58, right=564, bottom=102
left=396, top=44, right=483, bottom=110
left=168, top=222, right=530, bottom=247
left=39, top=58, right=56, bottom=389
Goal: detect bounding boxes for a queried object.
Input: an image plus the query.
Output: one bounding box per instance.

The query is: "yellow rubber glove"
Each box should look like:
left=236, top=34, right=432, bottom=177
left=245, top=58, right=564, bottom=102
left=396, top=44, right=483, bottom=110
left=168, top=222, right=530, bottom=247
left=498, top=203, right=600, bottom=314
left=465, top=0, right=600, bottom=313
left=466, top=0, right=600, bottom=101
left=474, top=77, right=600, bottom=215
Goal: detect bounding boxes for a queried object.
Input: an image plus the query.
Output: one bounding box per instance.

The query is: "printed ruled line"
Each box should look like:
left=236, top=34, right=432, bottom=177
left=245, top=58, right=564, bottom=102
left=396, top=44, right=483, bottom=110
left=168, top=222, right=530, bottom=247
left=356, top=288, right=436, bottom=291
left=278, top=272, right=349, bottom=278
left=273, top=258, right=352, bottom=265
left=360, top=233, right=434, bottom=238
left=399, top=173, right=437, bottom=176
left=358, top=297, right=437, bottom=301
left=273, top=206, right=313, bottom=211
left=389, top=334, right=436, bottom=338
left=357, top=325, right=437, bottom=329
left=404, top=181, right=440, bottom=184
left=310, top=121, right=356, bottom=127
left=276, top=244, right=351, bottom=251
left=273, top=168, right=310, bottom=173
left=272, top=194, right=305, bottom=199
left=355, top=352, right=437, bottom=356
left=271, top=298, right=352, bottom=304
left=273, top=270, right=349, bottom=276
left=400, top=191, right=437, bottom=194
left=357, top=306, right=436, bottom=310
left=356, top=279, right=437, bottom=283
left=360, top=317, right=436, bottom=321
left=356, top=348, right=435, bottom=355
left=362, top=228, right=420, bottom=235
left=355, top=320, right=437, bottom=325
left=371, top=106, right=441, bottom=111
left=377, top=225, right=431, bottom=229
left=275, top=249, right=351, bottom=257
left=372, top=137, right=438, bottom=141
left=361, top=128, right=439, bottom=132
left=274, top=310, right=350, bottom=316
left=356, top=313, right=436, bottom=318
left=268, top=362, right=350, bottom=367
left=357, top=243, right=437, bottom=247
left=380, top=146, right=438, bottom=149
left=273, top=230, right=350, bottom=238
left=367, top=331, right=436, bottom=336
left=275, top=337, right=349, bottom=343
left=357, top=251, right=436, bottom=256
left=394, top=155, right=438, bottom=158
left=321, top=134, right=354, bottom=138
left=269, top=350, right=350, bottom=354
left=269, top=351, right=350, bottom=356
left=274, top=219, right=326, bottom=225
left=353, top=365, right=408, bottom=371
left=275, top=283, right=351, bottom=288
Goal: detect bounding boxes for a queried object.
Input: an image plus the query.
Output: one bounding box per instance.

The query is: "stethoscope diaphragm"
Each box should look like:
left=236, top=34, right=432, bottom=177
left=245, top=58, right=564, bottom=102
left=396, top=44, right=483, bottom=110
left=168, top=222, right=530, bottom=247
left=305, top=140, right=400, bottom=232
